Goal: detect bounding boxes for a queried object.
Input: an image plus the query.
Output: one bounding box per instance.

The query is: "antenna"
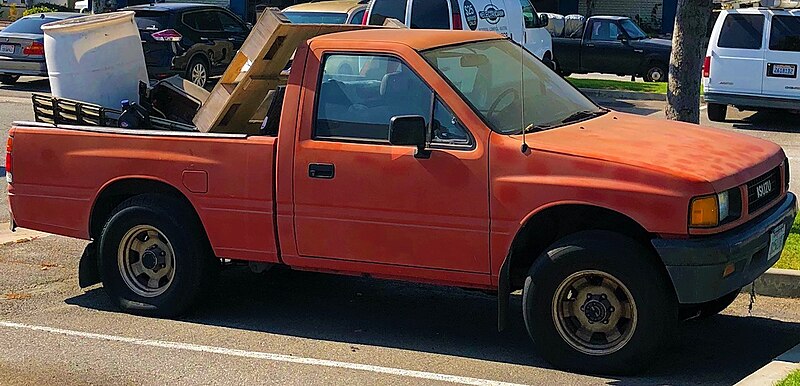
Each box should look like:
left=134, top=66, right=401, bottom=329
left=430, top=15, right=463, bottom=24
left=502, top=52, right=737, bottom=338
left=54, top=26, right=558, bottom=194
left=520, top=40, right=529, bottom=154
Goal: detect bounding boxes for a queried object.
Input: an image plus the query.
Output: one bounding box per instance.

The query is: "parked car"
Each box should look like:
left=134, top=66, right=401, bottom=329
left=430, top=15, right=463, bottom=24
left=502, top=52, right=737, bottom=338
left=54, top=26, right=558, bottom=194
left=283, top=0, right=368, bottom=24
left=551, top=15, right=672, bottom=82
left=363, top=0, right=554, bottom=62
left=8, top=28, right=796, bottom=375
left=0, top=12, right=82, bottom=85
left=703, top=5, right=800, bottom=121
left=124, top=3, right=251, bottom=87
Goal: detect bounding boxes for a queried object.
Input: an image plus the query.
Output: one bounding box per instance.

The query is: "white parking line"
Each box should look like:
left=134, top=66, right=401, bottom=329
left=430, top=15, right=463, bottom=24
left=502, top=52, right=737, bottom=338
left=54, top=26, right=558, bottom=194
left=0, top=321, right=526, bottom=386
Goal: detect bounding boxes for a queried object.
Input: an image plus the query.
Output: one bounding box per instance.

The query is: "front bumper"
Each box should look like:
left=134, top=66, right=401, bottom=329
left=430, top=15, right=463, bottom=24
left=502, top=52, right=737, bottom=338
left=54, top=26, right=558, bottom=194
left=0, top=59, right=47, bottom=77
left=652, top=192, right=797, bottom=304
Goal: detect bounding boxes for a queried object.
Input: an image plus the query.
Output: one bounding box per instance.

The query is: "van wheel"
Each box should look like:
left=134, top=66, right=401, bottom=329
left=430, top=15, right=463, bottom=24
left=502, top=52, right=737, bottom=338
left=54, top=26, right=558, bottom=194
left=99, top=194, right=215, bottom=318
left=0, top=75, right=20, bottom=85
left=644, top=64, right=667, bottom=82
left=707, top=103, right=727, bottom=122
left=522, top=231, right=676, bottom=375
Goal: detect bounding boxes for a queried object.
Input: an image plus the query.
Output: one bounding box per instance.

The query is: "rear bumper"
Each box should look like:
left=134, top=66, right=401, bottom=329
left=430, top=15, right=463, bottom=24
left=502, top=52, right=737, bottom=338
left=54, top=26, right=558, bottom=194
left=705, top=92, right=800, bottom=111
left=0, top=59, right=47, bottom=77
left=652, top=193, right=797, bottom=304
left=146, top=65, right=182, bottom=80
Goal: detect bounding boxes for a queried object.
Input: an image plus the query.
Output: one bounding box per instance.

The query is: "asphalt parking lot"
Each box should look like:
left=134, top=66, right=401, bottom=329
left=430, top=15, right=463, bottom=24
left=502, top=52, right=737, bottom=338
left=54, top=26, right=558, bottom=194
left=1, top=76, right=799, bottom=385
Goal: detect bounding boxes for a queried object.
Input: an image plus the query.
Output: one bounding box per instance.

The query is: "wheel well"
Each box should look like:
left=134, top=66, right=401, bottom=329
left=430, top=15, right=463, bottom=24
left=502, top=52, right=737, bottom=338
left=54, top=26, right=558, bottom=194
left=505, top=204, right=655, bottom=291
left=188, top=52, right=209, bottom=69
left=89, top=179, right=202, bottom=240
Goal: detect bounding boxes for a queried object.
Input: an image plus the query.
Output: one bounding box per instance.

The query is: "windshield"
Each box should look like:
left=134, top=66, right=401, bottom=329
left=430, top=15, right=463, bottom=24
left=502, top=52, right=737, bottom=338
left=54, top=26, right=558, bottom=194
left=620, top=19, right=647, bottom=39
left=3, top=16, right=63, bottom=34
left=423, top=39, right=604, bottom=134
left=283, top=11, right=348, bottom=24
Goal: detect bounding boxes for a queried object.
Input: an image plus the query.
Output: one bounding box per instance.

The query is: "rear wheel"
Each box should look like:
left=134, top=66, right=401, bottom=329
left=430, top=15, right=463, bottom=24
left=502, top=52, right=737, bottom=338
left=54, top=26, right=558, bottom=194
left=99, top=194, right=215, bottom=317
left=0, top=74, right=20, bottom=85
left=523, top=231, right=676, bottom=374
left=643, top=63, right=667, bottom=82
left=707, top=103, right=727, bottom=122
left=185, top=56, right=209, bottom=88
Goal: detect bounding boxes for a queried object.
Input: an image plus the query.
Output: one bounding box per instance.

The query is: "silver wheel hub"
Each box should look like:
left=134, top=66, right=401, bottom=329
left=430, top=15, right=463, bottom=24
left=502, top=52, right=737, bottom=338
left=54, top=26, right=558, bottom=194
left=191, top=63, right=206, bottom=86
left=117, top=225, right=176, bottom=298
left=552, top=270, right=637, bottom=356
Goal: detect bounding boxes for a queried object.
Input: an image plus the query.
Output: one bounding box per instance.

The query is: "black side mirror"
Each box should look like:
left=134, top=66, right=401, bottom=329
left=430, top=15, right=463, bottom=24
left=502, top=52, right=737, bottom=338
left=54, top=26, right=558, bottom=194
left=537, top=14, right=549, bottom=28
left=389, top=115, right=430, bottom=159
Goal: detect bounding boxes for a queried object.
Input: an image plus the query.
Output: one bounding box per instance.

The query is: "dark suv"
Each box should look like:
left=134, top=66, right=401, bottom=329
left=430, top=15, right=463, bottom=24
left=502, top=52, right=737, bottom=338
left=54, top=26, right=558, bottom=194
left=124, top=3, right=250, bottom=87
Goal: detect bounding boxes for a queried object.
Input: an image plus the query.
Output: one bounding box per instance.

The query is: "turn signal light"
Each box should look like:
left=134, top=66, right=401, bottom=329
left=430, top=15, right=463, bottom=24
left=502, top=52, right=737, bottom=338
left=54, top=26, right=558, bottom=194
left=690, top=195, right=719, bottom=228
left=23, top=42, right=44, bottom=56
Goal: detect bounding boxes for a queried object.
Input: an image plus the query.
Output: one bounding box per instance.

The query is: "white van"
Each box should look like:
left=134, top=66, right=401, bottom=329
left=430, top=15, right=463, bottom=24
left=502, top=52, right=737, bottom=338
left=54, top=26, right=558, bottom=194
left=364, top=0, right=554, bottom=62
left=703, top=3, right=800, bottom=121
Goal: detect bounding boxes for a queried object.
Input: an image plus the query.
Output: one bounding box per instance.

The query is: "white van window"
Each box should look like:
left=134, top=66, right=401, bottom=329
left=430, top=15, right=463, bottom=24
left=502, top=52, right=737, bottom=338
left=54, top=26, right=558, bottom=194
left=411, top=0, right=450, bottom=29
left=769, top=15, right=800, bottom=52
left=718, top=14, right=764, bottom=50
left=369, top=0, right=407, bottom=25
left=517, top=0, right=538, bottom=29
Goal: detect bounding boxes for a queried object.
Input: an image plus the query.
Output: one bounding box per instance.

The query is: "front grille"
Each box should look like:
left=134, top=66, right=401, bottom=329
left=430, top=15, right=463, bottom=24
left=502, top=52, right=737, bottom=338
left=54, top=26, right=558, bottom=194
left=747, top=167, right=781, bottom=213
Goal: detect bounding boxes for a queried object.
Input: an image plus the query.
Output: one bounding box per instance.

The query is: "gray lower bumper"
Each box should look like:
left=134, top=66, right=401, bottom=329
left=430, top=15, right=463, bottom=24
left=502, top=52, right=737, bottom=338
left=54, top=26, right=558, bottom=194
left=652, top=193, right=797, bottom=304
left=0, top=60, right=47, bottom=77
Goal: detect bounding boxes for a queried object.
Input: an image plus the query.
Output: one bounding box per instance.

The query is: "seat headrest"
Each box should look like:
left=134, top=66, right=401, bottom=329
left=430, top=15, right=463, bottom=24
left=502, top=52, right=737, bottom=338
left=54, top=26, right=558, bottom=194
left=380, top=70, right=411, bottom=96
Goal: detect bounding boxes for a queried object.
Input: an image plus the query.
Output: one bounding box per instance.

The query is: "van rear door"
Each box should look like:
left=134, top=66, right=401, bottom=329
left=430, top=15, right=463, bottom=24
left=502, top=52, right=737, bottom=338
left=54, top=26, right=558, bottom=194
left=763, top=12, right=800, bottom=99
left=708, top=11, right=766, bottom=96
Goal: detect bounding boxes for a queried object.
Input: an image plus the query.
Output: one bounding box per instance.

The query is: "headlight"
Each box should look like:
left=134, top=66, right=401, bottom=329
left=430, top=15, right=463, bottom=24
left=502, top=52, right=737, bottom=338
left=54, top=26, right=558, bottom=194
left=689, top=189, right=742, bottom=228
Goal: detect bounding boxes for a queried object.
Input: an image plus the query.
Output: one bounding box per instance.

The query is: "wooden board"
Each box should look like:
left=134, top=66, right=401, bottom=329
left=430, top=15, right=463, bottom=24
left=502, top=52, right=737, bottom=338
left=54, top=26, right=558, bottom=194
left=193, top=9, right=382, bottom=133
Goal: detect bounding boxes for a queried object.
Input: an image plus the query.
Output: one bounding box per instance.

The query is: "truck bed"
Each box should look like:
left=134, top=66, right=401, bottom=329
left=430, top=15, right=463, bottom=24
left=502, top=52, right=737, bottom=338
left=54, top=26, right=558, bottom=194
left=8, top=122, right=281, bottom=263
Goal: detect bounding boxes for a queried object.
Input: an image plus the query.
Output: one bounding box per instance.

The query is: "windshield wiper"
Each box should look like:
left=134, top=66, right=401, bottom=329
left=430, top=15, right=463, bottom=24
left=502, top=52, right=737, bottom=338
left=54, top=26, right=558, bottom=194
left=560, top=110, right=606, bottom=124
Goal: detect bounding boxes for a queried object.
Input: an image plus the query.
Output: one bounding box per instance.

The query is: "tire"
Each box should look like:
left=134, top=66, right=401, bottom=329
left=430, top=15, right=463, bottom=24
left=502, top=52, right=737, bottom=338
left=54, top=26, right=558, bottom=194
left=522, top=230, right=677, bottom=375
left=185, top=56, right=209, bottom=88
left=98, top=193, right=215, bottom=318
left=707, top=103, right=727, bottom=122
left=695, top=289, right=739, bottom=319
left=0, top=74, right=20, bottom=85
left=643, top=63, right=667, bottom=82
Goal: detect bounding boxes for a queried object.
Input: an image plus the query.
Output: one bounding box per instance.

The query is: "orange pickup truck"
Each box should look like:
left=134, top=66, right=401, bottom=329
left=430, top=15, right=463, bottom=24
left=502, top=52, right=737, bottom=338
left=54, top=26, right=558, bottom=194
left=7, top=29, right=796, bottom=374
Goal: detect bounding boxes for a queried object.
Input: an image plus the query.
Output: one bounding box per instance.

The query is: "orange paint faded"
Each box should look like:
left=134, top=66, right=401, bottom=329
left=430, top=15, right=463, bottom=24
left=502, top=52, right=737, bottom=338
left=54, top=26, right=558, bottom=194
left=7, top=30, right=787, bottom=290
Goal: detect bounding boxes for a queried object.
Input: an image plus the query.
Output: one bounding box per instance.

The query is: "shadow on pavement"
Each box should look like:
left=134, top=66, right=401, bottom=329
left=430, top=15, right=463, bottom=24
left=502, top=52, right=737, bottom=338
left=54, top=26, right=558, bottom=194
left=66, top=266, right=800, bottom=385
left=730, top=110, right=800, bottom=134
left=0, top=78, right=50, bottom=93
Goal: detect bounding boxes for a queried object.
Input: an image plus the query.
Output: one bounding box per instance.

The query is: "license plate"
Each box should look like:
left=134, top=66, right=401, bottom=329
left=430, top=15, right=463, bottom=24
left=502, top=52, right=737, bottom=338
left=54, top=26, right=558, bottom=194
left=0, top=44, right=14, bottom=54
left=768, top=223, right=786, bottom=260
left=769, top=63, right=797, bottom=78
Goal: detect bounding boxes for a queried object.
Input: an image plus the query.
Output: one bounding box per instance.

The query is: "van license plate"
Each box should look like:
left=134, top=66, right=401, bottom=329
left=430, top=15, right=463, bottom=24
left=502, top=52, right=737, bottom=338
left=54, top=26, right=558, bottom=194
left=768, top=223, right=786, bottom=260
left=769, top=63, right=797, bottom=78
left=0, top=45, right=14, bottom=54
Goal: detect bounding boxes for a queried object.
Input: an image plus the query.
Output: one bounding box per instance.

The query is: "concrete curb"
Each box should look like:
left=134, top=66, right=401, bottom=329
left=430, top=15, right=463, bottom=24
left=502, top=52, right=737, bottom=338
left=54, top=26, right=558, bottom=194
left=747, top=268, right=800, bottom=299
left=579, top=88, right=666, bottom=101
left=0, top=225, right=50, bottom=246
left=735, top=342, right=800, bottom=385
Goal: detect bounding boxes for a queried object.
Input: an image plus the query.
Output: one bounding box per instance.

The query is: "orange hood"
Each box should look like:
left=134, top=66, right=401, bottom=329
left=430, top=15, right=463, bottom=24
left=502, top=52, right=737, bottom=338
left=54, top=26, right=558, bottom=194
left=529, top=112, right=785, bottom=191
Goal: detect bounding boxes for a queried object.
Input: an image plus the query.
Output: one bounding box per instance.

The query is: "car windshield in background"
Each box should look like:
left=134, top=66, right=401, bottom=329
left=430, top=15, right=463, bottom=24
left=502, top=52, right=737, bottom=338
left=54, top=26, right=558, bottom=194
left=770, top=15, right=800, bottom=52
left=133, top=11, right=170, bottom=31
left=2, top=17, right=61, bottom=34
left=283, top=12, right=348, bottom=24
left=423, top=39, right=604, bottom=134
left=620, top=19, right=647, bottom=39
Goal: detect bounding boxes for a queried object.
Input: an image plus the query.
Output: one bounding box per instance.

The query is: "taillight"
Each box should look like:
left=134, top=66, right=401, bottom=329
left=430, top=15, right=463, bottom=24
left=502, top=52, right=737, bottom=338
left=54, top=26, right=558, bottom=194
left=450, top=0, right=462, bottom=29
left=361, top=8, right=369, bottom=24
left=151, top=29, right=182, bottom=42
left=23, top=42, right=44, bottom=56
left=6, top=134, right=13, bottom=184
left=702, top=56, right=711, bottom=78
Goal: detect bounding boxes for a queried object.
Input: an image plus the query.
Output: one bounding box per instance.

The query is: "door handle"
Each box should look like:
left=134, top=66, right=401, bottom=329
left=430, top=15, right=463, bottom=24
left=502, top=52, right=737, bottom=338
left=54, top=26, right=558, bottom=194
left=585, top=43, right=595, bottom=47
left=308, top=163, right=335, bottom=179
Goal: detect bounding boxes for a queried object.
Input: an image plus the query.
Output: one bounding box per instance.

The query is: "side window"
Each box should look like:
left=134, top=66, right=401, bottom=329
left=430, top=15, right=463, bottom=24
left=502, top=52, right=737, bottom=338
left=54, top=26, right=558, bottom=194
left=410, top=0, right=450, bottom=29
left=186, top=11, right=223, bottom=31
left=368, top=0, right=407, bottom=26
left=589, top=21, right=621, bottom=41
left=431, top=98, right=470, bottom=147
left=350, top=9, right=366, bottom=24
left=718, top=14, right=764, bottom=49
left=217, top=11, right=245, bottom=33
left=315, top=54, right=433, bottom=142
left=182, top=12, right=198, bottom=29
left=518, top=0, right=538, bottom=29
left=769, top=15, right=800, bottom=52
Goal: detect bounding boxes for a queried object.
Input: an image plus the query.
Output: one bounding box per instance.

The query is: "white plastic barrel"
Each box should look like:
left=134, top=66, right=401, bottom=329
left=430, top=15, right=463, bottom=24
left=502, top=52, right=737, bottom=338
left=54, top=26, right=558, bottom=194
left=42, top=11, right=147, bottom=110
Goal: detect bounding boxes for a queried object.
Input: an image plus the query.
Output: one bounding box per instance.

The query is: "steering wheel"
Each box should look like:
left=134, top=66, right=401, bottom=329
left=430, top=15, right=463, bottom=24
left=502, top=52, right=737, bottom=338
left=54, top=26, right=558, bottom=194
left=487, top=88, right=520, bottom=120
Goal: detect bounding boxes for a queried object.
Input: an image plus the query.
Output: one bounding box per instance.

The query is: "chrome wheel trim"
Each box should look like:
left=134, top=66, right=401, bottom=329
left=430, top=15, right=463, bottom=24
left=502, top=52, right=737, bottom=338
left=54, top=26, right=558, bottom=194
left=117, top=225, right=176, bottom=298
left=551, top=270, right=638, bottom=356
left=649, top=67, right=664, bottom=82
left=191, top=63, right=207, bottom=87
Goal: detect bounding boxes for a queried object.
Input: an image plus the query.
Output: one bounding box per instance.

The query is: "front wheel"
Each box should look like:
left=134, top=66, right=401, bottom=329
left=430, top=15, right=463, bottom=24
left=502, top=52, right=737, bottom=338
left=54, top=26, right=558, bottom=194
left=99, top=194, right=215, bottom=317
left=643, top=64, right=667, bottom=82
left=185, top=57, right=209, bottom=88
left=523, top=231, right=677, bottom=374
